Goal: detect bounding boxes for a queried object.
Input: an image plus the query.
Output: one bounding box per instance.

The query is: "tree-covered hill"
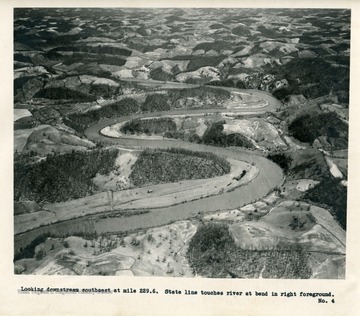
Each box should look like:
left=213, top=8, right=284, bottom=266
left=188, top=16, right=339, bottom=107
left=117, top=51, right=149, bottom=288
left=288, top=112, right=348, bottom=149
left=129, top=148, right=231, bottom=187
left=14, top=149, right=119, bottom=203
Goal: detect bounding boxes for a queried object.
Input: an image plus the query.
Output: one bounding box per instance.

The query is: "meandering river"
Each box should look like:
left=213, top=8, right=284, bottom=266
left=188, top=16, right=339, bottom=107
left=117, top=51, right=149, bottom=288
left=15, top=86, right=284, bottom=252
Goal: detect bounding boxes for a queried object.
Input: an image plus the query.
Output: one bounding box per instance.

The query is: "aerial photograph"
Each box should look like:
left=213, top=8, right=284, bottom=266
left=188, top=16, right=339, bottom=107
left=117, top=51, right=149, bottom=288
left=13, top=8, right=349, bottom=278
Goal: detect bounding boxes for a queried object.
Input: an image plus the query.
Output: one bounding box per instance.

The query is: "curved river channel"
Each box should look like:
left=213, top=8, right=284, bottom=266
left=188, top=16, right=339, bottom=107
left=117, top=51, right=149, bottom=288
left=15, top=87, right=284, bottom=252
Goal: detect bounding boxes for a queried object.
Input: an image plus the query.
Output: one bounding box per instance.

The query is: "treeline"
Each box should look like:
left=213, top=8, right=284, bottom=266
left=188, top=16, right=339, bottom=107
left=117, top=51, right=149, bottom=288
left=14, top=233, right=51, bottom=262
left=207, top=79, right=246, bottom=89
left=168, top=86, right=230, bottom=104
left=187, top=223, right=311, bottom=278
left=149, top=67, right=175, bottom=81
left=164, top=54, right=225, bottom=72
left=158, top=147, right=230, bottom=171
left=272, top=85, right=302, bottom=101
left=267, top=58, right=349, bottom=101
left=193, top=41, right=233, bottom=53
left=121, top=117, right=177, bottom=135
left=64, top=87, right=231, bottom=133
left=129, top=148, right=230, bottom=187
left=288, top=112, right=348, bottom=148
left=141, top=94, right=170, bottom=112
left=288, top=154, right=331, bottom=181
left=187, top=223, right=235, bottom=277
left=207, top=57, right=349, bottom=104
left=201, top=121, right=254, bottom=148
left=64, top=98, right=140, bottom=133
left=48, top=45, right=132, bottom=57
left=14, top=149, right=119, bottom=203
left=163, top=130, right=200, bottom=143
left=33, top=78, right=122, bottom=101
left=140, top=87, right=230, bottom=112
left=89, top=84, right=122, bottom=99
left=303, top=178, right=347, bottom=230
left=14, top=229, right=101, bottom=262
left=14, top=75, right=41, bottom=92
left=267, top=153, right=293, bottom=173
left=14, top=150, right=38, bottom=164
left=61, top=52, right=127, bottom=66
left=34, top=87, right=97, bottom=102
left=208, top=57, right=349, bottom=104
left=163, top=120, right=254, bottom=150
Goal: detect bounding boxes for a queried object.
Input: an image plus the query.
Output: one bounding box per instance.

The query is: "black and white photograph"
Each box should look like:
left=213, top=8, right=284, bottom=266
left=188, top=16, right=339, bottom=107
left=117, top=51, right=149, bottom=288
left=12, top=6, right=350, bottom=280
left=4, top=1, right=360, bottom=315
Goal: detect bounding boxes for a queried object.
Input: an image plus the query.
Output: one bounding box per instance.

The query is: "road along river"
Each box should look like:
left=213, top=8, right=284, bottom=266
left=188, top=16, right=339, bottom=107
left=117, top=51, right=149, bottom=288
left=15, top=87, right=284, bottom=252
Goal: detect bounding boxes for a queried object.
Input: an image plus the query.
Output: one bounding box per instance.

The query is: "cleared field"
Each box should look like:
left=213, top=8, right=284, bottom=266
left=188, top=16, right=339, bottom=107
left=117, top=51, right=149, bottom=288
left=331, top=157, right=347, bottom=176
left=325, top=156, right=344, bottom=178
left=14, top=125, right=55, bottom=152
left=14, top=129, right=34, bottom=152
left=308, top=253, right=345, bottom=279
left=223, top=91, right=268, bottom=109
left=14, top=108, right=32, bottom=121
left=217, top=87, right=281, bottom=113
left=309, top=205, right=346, bottom=248
left=230, top=200, right=345, bottom=254
left=93, top=150, right=138, bottom=191
left=14, top=124, right=95, bottom=154
left=20, top=221, right=197, bottom=277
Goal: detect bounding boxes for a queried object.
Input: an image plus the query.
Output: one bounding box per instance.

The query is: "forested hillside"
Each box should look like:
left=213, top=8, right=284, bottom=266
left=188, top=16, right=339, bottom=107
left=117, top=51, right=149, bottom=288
left=14, top=149, right=119, bottom=203
left=129, top=148, right=231, bottom=187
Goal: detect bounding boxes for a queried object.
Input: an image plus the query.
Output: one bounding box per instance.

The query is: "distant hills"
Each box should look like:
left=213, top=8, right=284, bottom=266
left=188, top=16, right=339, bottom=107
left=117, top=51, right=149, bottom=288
left=14, top=8, right=349, bottom=105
